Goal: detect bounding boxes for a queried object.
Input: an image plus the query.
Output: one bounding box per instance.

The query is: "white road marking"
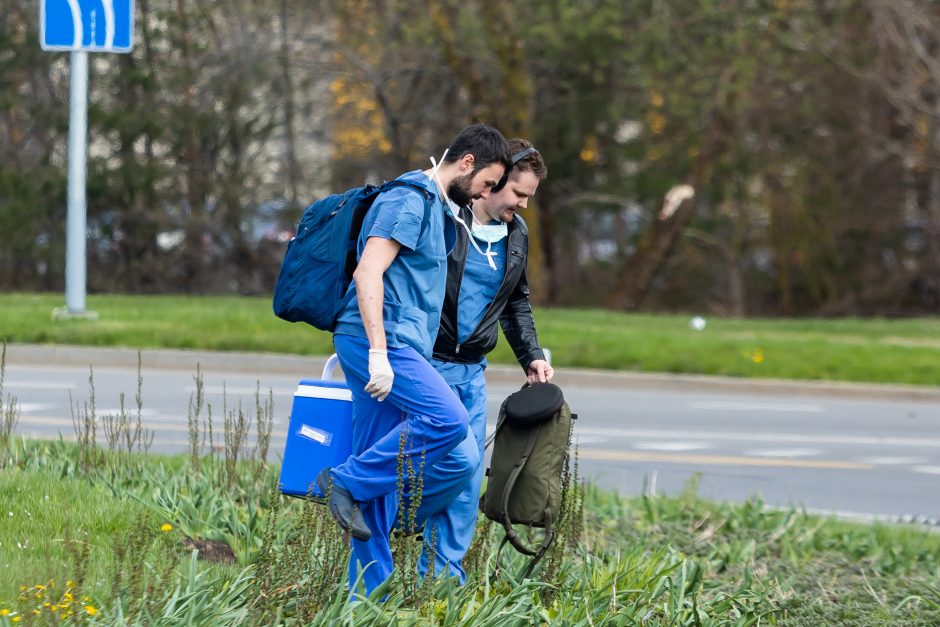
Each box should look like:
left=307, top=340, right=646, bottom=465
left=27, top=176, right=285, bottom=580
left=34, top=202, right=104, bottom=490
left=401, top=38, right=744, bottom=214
left=15, top=403, right=55, bottom=413
left=570, top=427, right=940, bottom=449
left=863, top=456, right=927, bottom=465
left=912, top=466, right=940, bottom=475
left=572, top=436, right=607, bottom=445
left=579, top=448, right=872, bottom=470
left=16, top=420, right=288, bottom=441
left=189, top=386, right=296, bottom=396
left=744, top=448, right=822, bottom=459
left=95, top=408, right=158, bottom=417
left=4, top=381, right=77, bottom=390
left=690, top=400, right=824, bottom=413
left=634, top=442, right=710, bottom=452
left=786, top=507, right=939, bottom=527
left=18, top=431, right=287, bottom=454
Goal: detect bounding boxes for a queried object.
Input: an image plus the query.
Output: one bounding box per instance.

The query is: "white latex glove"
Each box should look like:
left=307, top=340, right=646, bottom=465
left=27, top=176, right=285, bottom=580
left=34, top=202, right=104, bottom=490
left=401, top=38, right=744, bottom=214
left=365, top=349, right=394, bottom=401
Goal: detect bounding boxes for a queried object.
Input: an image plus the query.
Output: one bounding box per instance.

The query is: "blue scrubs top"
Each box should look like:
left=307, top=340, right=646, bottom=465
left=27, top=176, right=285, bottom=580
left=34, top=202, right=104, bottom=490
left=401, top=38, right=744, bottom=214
left=431, top=227, right=506, bottom=381
left=457, top=231, right=506, bottom=343
left=334, top=170, right=456, bottom=360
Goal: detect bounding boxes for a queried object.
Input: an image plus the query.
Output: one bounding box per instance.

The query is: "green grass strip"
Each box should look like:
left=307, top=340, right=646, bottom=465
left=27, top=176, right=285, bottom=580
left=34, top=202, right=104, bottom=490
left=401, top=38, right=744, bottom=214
left=2, top=292, right=940, bottom=385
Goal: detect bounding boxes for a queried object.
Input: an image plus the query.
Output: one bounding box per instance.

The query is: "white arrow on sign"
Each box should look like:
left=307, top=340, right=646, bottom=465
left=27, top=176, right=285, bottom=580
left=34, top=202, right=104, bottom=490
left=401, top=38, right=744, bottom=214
left=66, top=0, right=82, bottom=47
left=62, top=0, right=117, bottom=48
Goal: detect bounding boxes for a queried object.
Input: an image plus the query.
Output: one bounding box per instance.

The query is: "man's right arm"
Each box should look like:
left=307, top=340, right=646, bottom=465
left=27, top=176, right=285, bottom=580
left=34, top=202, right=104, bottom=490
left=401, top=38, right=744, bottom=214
left=353, top=236, right=401, bottom=349
left=499, top=266, right=548, bottom=374
left=352, top=236, right=401, bottom=400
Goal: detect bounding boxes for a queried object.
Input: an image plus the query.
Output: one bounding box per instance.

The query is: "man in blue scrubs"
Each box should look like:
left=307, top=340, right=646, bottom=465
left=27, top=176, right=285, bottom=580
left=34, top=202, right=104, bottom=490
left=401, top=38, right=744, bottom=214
left=323, top=124, right=511, bottom=596
left=418, top=139, right=554, bottom=582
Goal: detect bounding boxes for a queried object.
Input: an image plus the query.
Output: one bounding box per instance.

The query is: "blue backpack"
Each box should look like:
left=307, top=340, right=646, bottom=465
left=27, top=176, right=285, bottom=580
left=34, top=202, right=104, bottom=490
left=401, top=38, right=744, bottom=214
left=273, top=180, right=434, bottom=331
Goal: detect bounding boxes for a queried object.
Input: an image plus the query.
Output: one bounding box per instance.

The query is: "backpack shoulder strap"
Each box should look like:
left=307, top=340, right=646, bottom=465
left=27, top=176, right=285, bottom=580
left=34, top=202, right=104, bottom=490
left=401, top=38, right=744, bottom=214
left=495, top=426, right=556, bottom=578
left=484, top=413, right=506, bottom=451
left=499, top=428, right=541, bottom=555
left=379, top=178, right=434, bottom=202
left=377, top=179, right=436, bottom=233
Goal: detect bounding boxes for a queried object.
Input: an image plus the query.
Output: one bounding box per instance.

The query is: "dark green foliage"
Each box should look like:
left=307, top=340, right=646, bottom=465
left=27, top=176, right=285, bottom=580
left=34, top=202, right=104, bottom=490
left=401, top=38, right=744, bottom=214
left=2, top=435, right=939, bottom=624
left=4, top=2, right=940, bottom=313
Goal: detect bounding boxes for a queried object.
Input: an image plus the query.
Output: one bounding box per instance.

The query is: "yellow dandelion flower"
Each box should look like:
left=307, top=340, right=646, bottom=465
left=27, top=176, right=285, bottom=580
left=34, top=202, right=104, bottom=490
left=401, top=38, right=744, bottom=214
left=64, top=592, right=74, bottom=602
left=0, top=608, right=9, bottom=615
left=20, top=586, right=27, bottom=591
left=85, top=605, right=98, bottom=616
left=50, top=605, right=59, bottom=612
left=160, top=523, right=173, bottom=532
left=44, top=602, right=51, bottom=607
left=12, top=616, right=23, bottom=622
left=66, top=580, right=75, bottom=588
left=33, top=609, right=41, bottom=615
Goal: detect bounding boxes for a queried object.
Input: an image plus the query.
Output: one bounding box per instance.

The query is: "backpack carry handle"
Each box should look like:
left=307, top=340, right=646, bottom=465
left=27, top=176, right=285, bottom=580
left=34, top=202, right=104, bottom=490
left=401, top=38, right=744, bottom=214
left=484, top=381, right=562, bottom=450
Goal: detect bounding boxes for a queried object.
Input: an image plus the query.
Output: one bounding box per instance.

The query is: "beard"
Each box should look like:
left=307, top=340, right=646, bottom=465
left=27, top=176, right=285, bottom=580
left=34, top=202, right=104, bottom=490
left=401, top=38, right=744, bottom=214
left=447, top=172, right=474, bottom=207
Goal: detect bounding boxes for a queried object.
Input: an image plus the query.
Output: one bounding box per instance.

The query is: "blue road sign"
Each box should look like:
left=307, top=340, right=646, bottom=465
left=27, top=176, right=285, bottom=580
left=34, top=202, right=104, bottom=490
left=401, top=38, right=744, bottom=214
left=41, top=0, right=134, bottom=53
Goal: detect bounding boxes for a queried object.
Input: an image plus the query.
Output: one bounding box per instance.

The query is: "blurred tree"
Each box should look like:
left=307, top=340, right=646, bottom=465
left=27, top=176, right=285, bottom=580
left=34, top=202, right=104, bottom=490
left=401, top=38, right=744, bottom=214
left=492, top=1, right=620, bottom=306
left=426, top=0, right=547, bottom=294
left=2, top=0, right=938, bottom=315
left=324, top=0, right=459, bottom=185
left=326, top=0, right=550, bottom=295
left=0, top=4, right=67, bottom=291
left=863, top=0, right=940, bottom=310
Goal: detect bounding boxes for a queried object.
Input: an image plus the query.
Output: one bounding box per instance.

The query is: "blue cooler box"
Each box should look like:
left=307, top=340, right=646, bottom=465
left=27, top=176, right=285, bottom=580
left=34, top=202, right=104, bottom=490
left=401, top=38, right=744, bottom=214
left=279, top=355, right=353, bottom=498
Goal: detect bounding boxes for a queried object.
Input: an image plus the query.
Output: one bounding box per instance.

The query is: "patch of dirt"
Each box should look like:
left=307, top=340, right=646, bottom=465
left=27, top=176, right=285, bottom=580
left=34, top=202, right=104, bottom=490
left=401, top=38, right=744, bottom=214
left=181, top=536, right=236, bottom=564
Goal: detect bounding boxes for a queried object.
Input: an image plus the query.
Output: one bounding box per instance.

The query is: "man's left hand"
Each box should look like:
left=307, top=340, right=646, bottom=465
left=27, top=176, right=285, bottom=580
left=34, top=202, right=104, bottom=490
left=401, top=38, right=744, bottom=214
left=526, top=359, right=554, bottom=385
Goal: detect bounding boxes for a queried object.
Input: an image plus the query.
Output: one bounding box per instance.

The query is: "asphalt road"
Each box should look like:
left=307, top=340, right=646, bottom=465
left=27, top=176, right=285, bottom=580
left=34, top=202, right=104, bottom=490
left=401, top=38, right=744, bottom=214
left=4, top=345, right=939, bottom=523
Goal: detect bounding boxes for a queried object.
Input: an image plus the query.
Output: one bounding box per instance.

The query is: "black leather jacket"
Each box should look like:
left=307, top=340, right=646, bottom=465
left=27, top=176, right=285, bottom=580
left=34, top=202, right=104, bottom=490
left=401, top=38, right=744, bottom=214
left=432, top=206, right=545, bottom=372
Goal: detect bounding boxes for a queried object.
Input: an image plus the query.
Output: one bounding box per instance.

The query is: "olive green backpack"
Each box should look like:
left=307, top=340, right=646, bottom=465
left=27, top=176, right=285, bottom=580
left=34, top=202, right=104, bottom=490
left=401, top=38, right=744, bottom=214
left=481, top=383, right=576, bottom=578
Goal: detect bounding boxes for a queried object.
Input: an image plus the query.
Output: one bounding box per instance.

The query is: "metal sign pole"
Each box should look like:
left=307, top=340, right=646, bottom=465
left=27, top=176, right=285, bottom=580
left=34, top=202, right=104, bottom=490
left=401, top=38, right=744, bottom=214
left=43, top=0, right=135, bottom=320
left=65, top=49, right=89, bottom=315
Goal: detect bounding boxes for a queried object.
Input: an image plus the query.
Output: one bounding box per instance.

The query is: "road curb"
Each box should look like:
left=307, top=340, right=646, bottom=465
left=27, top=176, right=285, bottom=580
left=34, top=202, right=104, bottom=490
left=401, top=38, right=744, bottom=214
left=5, top=342, right=940, bottom=402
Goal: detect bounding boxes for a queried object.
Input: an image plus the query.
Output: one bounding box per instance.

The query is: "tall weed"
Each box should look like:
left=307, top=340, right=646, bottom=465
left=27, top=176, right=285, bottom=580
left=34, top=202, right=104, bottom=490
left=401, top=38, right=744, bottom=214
left=0, top=341, right=19, bottom=452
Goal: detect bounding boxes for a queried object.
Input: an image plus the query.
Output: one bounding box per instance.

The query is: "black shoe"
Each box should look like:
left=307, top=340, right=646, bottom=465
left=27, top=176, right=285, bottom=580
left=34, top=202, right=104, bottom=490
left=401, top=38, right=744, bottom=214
left=317, top=467, right=372, bottom=541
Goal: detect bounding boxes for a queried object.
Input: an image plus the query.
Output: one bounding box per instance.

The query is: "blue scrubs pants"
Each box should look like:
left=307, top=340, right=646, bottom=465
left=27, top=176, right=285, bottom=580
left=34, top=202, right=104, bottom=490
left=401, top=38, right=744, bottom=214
left=331, top=334, right=472, bottom=596
left=416, top=362, right=488, bottom=583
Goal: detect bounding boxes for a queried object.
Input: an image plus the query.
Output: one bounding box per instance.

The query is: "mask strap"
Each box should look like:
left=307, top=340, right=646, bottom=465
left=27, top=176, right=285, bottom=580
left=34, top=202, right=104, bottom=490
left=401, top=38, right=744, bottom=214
left=429, top=149, right=447, bottom=180
left=428, top=153, right=494, bottom=268
left=484, top=239, right=496, bottom=270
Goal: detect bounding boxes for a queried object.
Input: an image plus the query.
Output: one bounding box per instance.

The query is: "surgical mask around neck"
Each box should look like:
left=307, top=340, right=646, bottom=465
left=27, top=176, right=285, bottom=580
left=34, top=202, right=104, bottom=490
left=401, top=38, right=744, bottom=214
left=429, top=153, right=499, bottom=271
left=471, top=222, right=507, bottom=244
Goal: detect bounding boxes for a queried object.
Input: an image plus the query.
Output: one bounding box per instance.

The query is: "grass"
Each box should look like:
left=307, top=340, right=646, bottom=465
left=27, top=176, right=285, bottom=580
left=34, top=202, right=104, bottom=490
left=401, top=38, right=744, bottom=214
left=2, top=439, right=939, bottom=625
left=3, top=292, right=940, bottom=385
left=0, top=465, right=157, bottom=600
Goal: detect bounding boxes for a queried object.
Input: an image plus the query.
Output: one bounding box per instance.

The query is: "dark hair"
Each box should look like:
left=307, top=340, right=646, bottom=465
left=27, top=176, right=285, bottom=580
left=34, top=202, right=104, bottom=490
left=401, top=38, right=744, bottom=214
left=443, top=123, right=512, bottom=175
left=490, top=138, right=547, bottom=192
left=507, top=138, right=547, bottom=180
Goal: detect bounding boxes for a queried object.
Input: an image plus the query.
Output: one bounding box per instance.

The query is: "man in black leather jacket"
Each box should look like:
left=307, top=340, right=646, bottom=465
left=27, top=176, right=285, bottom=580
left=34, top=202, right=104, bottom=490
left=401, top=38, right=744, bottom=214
left=411, top=139, right=554, bottom=583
